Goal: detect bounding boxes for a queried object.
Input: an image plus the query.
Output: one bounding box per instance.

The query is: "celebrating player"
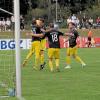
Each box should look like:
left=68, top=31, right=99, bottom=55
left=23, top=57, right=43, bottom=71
left=39, top=18, right=46, bottom=70
left=65, top=22, right=86, bottom=69
left=32, top=23, right=65, bottom=72
left=22, top=19, right=43, bottom=70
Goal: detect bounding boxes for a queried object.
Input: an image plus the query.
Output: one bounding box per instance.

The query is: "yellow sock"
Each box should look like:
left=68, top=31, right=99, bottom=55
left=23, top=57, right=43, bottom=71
left=40, top=54, right=44, bottom=65
left=35, top=58, right=40, bottom=69
left=49, top=60, right=53, bottom=71
left=55, top=59, right=59, bottom=69
left=66, top=56, right=71, bottom=65
left=75, top=56, right=85, bottom=64
left=23, top=52, right=33, bottom=67
left=26, top=52, right=34, bottom=60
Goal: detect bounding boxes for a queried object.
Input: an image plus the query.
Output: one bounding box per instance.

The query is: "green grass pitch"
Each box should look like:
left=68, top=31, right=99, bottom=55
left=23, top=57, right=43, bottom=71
left=0, top=48, right=100, bottom=100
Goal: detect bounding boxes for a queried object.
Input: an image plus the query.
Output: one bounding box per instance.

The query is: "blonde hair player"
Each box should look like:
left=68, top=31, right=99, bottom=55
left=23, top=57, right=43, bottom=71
left=22, top=19, right=43, bottom=70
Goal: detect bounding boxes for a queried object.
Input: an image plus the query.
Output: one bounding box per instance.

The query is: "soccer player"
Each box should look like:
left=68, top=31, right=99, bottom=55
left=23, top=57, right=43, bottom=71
left=32, top=23, right=64, bottom=72
left=65, top=22, right=86, bottom=69
left=38, top=18, right=46, bottom=70
left=22, top=19, right=43, bottom=70
left=87, top=28, right=93, bottom=47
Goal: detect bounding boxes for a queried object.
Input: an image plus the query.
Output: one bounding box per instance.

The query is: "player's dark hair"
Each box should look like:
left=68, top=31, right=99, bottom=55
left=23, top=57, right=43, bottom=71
left=32, top=18, right=36, bottom=25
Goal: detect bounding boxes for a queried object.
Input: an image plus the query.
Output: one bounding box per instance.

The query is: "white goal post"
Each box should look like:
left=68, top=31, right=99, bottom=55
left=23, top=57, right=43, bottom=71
left=0, top=0, right=22, bottom=99
left=14, top=0, right=22, bottom=98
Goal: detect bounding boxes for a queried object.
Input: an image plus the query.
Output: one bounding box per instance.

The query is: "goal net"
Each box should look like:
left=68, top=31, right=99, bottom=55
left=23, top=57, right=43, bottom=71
left=0, top=32, right=16, bottom=98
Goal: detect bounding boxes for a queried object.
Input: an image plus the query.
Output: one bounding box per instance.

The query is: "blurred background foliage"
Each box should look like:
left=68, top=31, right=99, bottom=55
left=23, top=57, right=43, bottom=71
left=0, top=0, right=100, bottom=27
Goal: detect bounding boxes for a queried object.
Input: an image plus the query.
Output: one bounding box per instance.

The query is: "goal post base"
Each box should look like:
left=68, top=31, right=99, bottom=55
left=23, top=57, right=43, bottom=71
left=0, top=96, right=10, bottom=98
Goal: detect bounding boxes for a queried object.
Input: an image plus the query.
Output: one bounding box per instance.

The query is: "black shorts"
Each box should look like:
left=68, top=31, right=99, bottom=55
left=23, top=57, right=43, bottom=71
left=88, top=37, right=91, bottom=41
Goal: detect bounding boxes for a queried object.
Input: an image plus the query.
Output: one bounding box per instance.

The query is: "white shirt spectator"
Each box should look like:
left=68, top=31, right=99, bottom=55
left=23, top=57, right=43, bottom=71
left=0, top=20, right=2, bottom=26
left=11, top=16, right=15, bottom=23
left=76, top=18, right=80, bottom=28
left=71, top=14, right=77, bottom=21
left=1, top=19, right=6, bottom=26
left=67, top=17, right=72, bottom=24
left=71, top=19, right=76, bottom=24
left=71, top=14, right=77, bottom=25
left=89, top=17, right=93, bottom=24
left=6, top=19, right=11, bottom=26
left=76, top=18, right=80, bottom=25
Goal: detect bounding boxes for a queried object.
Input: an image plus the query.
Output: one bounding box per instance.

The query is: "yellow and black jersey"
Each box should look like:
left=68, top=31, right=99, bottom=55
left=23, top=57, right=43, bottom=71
left=32, top=26, right=42, bottom=42
left=69, top=29, right=79, bottom=48
left=44, top=29, right=63, bottom=48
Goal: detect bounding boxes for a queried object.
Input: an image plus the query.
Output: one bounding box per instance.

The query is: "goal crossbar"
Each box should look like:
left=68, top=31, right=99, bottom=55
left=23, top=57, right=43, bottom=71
left=0, top=8, right=13, bottom=15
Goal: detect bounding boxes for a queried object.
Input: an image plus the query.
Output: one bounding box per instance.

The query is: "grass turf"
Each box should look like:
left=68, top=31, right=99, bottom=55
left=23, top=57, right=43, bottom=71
left=0, top=48, right=100, bottom=100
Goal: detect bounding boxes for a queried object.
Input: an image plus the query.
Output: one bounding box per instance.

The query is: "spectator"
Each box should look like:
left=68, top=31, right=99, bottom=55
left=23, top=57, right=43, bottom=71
left=11, top=15, right=15, bottom=30
left=82, top=16, right=87, bottom=29
left=71, top=14, right=77, bottom=24
left=6, top=18, right=11, bottom=31
left=71, top=14, right=77, bottom=21
left=20, top=15, right=25, bottom=31
left=76, top=18, right=80, bottom=29
left=82, top=15, right=87, bottom=23
left=0, top=19, right=2, bottom=31
left=1, top=19, right=6, bottom=31
left=86, top=19, right=90, bottom=29
left=88, top=17, right=93, bottom=28
left=96, top=17, right=100, bottom=24
left=67, top=16, right=72, bottom=24
left=89, top=17, right=93, bottom=24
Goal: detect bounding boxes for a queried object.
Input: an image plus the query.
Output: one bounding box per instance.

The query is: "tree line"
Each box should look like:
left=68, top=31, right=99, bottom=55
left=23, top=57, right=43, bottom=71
left=0, top=0, right=99, bottom=20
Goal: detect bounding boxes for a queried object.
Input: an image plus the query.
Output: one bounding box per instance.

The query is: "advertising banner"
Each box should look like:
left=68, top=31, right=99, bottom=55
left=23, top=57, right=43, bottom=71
left=0, top=37, right=100, bottom=50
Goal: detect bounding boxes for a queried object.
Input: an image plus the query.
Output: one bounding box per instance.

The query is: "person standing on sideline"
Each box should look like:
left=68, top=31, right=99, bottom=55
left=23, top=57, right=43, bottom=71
left=87, top=28, right=93, bottom=47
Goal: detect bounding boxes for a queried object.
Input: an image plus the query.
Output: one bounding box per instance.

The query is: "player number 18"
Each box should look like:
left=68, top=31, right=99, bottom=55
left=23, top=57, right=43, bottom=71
left=52, top=34, right=58, bottom=42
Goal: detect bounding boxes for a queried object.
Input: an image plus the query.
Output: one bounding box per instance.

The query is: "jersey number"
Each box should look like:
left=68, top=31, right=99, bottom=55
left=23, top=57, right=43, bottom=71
left=52, top=34, right=58, bottom=42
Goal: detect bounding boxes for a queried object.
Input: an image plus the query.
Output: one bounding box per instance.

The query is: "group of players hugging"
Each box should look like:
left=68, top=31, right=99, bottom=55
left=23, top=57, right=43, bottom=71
left=22, top=18, right=86, bottom=72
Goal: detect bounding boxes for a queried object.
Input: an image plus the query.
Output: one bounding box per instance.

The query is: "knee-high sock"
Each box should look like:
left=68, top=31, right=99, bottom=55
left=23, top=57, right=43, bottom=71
left=55, top=59, right=59, bottom=69
left=35, top=57, right=40, bottom=69
left=26, top=51, right=34, bottom=60
left=49, top=60, right=53, bottom=71
left=66, top=56, right=71, bottom=65
left=75, top=56, right=85, bottom=64
left=40, top=53, right=44, bottom=65
left=23, top=52, right=33, bottom=66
